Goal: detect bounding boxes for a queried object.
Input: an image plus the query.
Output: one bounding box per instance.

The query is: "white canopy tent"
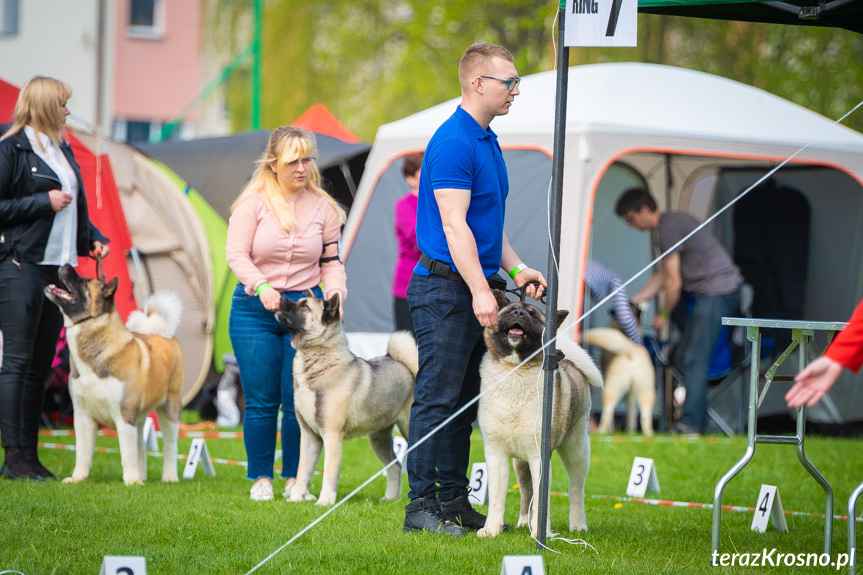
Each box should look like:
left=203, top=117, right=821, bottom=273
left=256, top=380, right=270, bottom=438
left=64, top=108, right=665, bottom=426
left=343, top=62, right=863, bottom=426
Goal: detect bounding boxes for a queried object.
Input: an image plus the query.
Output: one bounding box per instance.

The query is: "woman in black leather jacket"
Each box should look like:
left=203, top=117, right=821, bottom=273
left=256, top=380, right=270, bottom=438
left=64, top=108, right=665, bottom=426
left=0, top=76, right=110, bottom=480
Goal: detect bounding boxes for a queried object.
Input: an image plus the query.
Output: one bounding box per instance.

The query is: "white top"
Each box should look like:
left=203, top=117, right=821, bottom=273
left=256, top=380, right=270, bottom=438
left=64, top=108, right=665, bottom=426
left=25, top=126, right=79, bottom=267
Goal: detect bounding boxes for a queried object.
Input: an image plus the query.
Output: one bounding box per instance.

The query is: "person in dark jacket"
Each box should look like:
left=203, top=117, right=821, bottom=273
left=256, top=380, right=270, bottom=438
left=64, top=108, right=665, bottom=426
left=0, top=76, right=110, bottom=480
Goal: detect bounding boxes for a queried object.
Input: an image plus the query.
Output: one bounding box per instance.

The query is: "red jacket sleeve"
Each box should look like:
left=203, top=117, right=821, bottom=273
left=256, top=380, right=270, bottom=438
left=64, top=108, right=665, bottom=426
left=825, top=297, right=863, bottom=372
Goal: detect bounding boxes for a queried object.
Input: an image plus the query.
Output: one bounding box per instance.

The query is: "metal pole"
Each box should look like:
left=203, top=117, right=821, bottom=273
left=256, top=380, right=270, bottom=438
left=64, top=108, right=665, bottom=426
left=95, top=0, right=106, bottom=132
left=250, top=0, right=263, bottom=130
left=536, top=1, right=569, bottom=550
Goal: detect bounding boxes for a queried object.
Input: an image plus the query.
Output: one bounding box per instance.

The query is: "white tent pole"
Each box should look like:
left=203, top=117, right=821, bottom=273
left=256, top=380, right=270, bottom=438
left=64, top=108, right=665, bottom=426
left=537, top=0, right=570, bottom=551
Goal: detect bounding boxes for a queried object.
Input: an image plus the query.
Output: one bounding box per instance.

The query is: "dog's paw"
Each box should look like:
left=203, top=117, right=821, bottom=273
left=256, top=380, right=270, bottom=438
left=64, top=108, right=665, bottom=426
left=477, top=526, right=502, bottom=538
left=288, top=491, right=316, bottom=503
left=161, top=474, right=179, bottom=483
left=516, top=516, right=529, bottom=529
left=124, top=476, right=144, bottom=486
left=62, top=476, right=86, bottom=484
left=315, top=494, right=337, bottom=506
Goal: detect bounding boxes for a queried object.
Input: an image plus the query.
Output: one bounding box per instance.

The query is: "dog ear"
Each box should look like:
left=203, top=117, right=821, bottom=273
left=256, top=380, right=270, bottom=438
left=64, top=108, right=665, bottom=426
left=103, top=277, right=119, bottom=300
left=493, top=289, right=510, bottom=310
left=323, top=293, right=341, bottom=324
left=556, top=309, right=569, bottom=328
left=305, top=288, right=317, bottom=299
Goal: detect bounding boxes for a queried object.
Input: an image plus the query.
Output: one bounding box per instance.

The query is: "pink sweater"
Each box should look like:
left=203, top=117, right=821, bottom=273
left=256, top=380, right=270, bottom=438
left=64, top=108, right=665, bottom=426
left=226, top=191, right=347, bottom=301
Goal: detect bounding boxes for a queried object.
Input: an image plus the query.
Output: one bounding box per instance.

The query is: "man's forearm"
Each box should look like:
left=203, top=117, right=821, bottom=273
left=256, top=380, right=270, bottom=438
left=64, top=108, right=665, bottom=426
left=443, top=220, right=490, bottom=296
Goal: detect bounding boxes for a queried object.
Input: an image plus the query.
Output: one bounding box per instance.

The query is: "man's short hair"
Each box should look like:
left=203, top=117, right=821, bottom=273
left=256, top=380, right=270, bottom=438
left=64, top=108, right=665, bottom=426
left=401, top=151, right=424, bottom=179
left=458, top=43, right=514, bottom=92
left=615, top=187, right=657, bottom=217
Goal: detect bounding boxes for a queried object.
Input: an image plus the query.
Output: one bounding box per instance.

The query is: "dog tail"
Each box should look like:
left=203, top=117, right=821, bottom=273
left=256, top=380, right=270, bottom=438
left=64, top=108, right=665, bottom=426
left=582, top=327, right=640, bottom=357
left=125, top=291, right=184, bottom=339
left=559, top=339, right=604, bottom=389
left=387, top=331, right=419, bottom=377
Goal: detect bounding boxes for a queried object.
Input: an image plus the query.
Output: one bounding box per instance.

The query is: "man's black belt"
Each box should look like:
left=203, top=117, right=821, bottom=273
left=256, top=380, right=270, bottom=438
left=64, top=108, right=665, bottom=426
left=419, top=253, right=507, bottom=291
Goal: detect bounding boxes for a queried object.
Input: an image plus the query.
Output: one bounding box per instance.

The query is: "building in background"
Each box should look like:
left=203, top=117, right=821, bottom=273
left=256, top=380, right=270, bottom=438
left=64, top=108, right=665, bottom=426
left=0, top=0, right=229, bottom=142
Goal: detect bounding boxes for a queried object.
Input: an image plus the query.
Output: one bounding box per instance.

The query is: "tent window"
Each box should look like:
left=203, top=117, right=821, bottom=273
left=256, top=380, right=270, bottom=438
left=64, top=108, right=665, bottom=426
left=0, top=0, right=19, bottom=36
left=128, top=0, right=162, bottom=38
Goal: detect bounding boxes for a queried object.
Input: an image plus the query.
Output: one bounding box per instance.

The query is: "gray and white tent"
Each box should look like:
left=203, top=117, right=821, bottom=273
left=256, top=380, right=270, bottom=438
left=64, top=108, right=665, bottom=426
left=342, top=62, right=863, bottom=427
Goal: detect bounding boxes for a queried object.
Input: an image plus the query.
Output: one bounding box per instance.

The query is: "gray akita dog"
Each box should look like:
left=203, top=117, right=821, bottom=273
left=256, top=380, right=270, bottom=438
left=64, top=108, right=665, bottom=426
left=275, top=291, right=417, bottom=505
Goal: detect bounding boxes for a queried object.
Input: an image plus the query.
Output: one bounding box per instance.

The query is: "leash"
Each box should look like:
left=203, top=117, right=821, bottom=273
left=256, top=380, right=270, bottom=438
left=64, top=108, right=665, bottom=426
left=94, top=253, right=106, bottom=282
left=504, top=280, right=546, bottom=304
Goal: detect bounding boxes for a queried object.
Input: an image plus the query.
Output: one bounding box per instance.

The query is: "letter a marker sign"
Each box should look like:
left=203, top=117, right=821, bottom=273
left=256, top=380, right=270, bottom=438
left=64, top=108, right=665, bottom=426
left=751, top=484, right=788, bottom=533
left=564, top=0, right=637, bottom=47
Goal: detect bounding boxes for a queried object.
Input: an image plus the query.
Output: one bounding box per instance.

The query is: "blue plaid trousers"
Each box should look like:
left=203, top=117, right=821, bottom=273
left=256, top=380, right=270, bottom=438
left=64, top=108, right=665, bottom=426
left=405, top=272, right=486, bottom=502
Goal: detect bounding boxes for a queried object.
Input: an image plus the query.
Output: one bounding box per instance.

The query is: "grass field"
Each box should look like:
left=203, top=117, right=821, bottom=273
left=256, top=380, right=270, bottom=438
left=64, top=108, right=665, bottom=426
left=2, top=418, right=862, bottom=575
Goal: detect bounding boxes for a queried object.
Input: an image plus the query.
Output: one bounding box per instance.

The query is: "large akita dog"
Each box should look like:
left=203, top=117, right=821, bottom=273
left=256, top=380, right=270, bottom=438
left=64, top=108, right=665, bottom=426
left=477, top=291, right=603, bottom=538
left=44, top=264, right=184, bottom=485
left=583, top=327, right=655, bottom=436
left=275, top=292, right=417, bottom=505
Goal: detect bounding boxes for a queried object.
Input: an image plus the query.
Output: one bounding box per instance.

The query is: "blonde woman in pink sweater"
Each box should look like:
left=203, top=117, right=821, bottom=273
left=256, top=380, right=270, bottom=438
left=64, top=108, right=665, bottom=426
left=226, top=127, right=346, bottom=502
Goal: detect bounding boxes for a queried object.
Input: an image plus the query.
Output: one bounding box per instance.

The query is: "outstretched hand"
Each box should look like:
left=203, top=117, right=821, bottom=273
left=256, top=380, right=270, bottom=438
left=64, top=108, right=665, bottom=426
left=785, top=355, right=844, bottom=408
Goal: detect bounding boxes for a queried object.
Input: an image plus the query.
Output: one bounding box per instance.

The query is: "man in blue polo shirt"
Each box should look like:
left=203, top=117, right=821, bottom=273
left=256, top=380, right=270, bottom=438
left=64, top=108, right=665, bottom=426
left=403, top=42, right=547, bottom=536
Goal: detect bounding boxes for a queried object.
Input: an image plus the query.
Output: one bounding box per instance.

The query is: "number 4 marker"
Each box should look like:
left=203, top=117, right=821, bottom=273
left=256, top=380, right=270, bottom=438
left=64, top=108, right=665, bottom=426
left=626, top=456, right=660, bottom=497
left=751, top=484, right=788, bottom=533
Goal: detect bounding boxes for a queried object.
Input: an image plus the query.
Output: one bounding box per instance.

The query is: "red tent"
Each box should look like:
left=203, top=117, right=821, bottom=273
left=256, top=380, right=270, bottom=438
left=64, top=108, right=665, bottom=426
left=292, top=103, right=363, bottom=143
left=0, top=78, right=136, bottom=319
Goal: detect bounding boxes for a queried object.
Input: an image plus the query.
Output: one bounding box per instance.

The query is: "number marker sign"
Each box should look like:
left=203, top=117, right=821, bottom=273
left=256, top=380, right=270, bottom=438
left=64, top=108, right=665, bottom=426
left=392, top=435, right=408, bottom=475
left=142, top=417, right=159, bottom=452
left=501, top=555, right=544, bottom=575
left=751, top=484, right=788, bottom=533
left=182, top=438, right=215, bottom=479
left=626, top=457, right=660, bottom=497
left=468, top=462, right=489, bottom=505
left=100, top=556, right=146, bottom=575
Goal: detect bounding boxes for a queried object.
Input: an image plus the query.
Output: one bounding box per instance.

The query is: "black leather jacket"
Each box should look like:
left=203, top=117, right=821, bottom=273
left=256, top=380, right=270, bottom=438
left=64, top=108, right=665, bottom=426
left=0, top=129, right=108, bottom=264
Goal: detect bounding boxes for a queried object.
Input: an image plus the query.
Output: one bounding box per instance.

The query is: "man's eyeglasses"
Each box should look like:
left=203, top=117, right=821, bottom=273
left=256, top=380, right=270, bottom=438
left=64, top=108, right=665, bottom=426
left=479, top=75, right=521, bottom=91
left=285, top=156, right=315, bottom=169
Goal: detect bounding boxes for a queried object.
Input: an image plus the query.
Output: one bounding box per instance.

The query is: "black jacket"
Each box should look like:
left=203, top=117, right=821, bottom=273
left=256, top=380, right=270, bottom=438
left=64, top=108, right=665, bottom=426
left=0, top=128, right=108, bottom=264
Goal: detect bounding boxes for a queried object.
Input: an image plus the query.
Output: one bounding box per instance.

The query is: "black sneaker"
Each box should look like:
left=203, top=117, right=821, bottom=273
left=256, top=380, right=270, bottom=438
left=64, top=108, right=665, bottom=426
left=668, top=421, right=701, bottom=437
left=440, top=493, right=489, bottom=531
left=403, top=496, right=467, bottom=536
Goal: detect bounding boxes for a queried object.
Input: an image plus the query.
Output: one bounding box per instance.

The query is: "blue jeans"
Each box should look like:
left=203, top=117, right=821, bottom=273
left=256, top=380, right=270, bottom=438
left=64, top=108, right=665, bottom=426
left=673, top=289, right=740, bottom=432
left=228, top=283, right=322, bottom=481
left=406, top=273, right=486, bottom=502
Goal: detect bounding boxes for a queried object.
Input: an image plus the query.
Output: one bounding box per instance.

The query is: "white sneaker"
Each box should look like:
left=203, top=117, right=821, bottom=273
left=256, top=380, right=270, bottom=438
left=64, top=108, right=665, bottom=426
left=250, top=480, right=274, bottom=502
left=283, top=479, right=296, bottom=499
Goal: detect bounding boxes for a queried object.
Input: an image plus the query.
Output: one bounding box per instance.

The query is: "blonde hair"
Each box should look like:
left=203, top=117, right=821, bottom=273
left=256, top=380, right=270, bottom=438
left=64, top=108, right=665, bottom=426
left=458, top=43, right=514, bottom=92
left=0, top=76, right=72, bottom=147
left=231, top=126, right=347, bottom=231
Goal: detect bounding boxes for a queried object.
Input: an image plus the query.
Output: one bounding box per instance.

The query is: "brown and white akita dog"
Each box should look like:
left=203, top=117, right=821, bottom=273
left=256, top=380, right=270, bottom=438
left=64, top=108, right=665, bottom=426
left=45, top=264, right=184, bottom=485
left=478, top=290, right=603, bottom=538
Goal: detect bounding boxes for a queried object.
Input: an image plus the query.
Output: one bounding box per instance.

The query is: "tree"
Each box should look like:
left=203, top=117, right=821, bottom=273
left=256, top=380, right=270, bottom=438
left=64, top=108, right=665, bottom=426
left=205, top=1, right=863, bottom=139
